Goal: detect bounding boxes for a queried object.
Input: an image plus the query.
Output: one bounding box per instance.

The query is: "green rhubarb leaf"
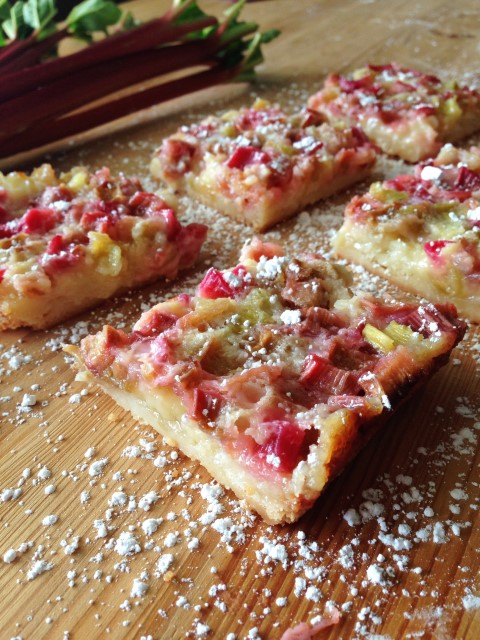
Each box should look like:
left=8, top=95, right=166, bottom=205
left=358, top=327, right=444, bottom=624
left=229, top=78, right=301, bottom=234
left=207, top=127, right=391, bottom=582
left=207, top=0, right=279, bottom=81
left=2, top=2, right=29, bottom=41
left=66, top=0, right=122, bottom=39
left=121, top=10, right=138, bottom=31
left=0, top=0, right=9, bottom=43
left=0, top=0, right=10, bottom=21
left=233, top=29, right=280, bottom=81
left=171, top=0, right=207, bottom=25
left=173, top=0, right=217, bottom=40
left=217, top=1, right=266, bottom=50
left=257, top=28, right=281, bottom=46
left=22, top=0, right=56, bottom=33
left=222, top=0, right=247, bottom=26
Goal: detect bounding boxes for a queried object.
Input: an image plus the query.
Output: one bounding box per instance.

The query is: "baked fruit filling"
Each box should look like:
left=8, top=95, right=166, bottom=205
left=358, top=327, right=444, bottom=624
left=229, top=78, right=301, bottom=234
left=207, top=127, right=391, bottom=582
left=150, top=98, right=376, bottom=230
left=68, top=239, right=466, bottom=523
left=0, top=164, right=207, bottom=329
left=308, top=63, right=480, bottom=162
left=334, top=144, right=480, bottom=321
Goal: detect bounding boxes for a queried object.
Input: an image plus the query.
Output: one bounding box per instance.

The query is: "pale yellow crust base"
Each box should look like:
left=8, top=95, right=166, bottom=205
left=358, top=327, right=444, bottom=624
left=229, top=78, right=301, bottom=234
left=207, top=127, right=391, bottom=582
left=333, top=225, right=480, bottom=323
left=66, top=337, right=453, bottom=524
left=151, top=157, right=374, bottom=232
left=359, top=115, right=440, bottom=163
left=359, top=109, right=480, bottom=163
left=308, top=94, right=480, bottom=163
left=0, top=246, right=179, bottom=331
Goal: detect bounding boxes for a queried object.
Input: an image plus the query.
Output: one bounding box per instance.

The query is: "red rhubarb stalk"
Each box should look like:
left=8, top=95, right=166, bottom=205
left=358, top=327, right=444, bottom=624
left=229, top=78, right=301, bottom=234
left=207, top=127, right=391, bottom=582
left=0, top=39, right=222, bottom=139
left=0, top=64, right=239, bottom=157
left=0, top=15, right=218, bottom=102
left=0, top=0, right=279, bottom=159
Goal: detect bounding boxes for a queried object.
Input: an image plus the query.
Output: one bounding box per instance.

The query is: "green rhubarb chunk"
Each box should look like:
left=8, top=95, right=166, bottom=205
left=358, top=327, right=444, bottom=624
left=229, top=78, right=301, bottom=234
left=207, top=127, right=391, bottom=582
left=369, top=182, right=409, bottom=204
left=441, top=96, right=462, bottom=124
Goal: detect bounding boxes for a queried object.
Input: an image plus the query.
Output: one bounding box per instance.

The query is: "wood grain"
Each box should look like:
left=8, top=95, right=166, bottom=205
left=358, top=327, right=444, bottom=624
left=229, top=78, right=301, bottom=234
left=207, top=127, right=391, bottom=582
left=0, top=1, right=479, bottom=639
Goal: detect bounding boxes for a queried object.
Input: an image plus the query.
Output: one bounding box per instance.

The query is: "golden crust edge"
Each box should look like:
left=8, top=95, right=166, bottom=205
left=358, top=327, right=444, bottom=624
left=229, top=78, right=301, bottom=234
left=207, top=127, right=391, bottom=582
left=151, top=156, right=375, bottom=232
left=64, top=326, right=459, bottom=525
left=333, top=230, right=480, bottom=323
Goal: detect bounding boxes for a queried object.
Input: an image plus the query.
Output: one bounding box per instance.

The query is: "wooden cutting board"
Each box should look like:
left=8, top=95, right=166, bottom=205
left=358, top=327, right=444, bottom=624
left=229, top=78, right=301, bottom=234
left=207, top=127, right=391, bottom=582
left=0, top=2, right=479, bottom=639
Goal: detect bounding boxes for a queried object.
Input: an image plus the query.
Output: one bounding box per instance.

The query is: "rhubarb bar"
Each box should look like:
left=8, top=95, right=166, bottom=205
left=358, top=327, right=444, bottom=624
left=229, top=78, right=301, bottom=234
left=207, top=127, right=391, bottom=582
left=150, top=99, right=376, bottom=231
left=308, top=63, right=480, bottom=162
left=0, top=164, right=207, bottom=329
left=333, top=144, right=480, bottom=322
left=67, top=239, right=465, bottom=524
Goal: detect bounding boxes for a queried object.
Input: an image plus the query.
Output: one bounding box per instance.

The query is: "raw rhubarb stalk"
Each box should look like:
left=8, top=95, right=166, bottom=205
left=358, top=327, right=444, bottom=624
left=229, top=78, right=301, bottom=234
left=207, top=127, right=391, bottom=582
left=0, top=28, right=68, bottom=75
left=0, top=0, right=279, bottom=159
left=0, top=15, right=218, bottom=101
left=0, top=65, right=239, bottom=157
left=0, top=39, right=223, bottom=138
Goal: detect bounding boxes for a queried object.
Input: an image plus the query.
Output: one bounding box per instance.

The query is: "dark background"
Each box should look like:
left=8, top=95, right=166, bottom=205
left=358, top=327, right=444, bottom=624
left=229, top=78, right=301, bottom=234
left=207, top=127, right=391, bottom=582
left=57, top=1, right=128, bottom=20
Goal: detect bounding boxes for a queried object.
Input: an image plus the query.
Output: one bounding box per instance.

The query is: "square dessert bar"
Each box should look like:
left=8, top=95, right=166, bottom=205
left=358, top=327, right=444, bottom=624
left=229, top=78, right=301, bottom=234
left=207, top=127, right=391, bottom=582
left=334, top=144, right=480, bottom=322
left=68, top=239, right=465, bottom=524
left=0, top=164, right=206, bottom=329
left=151, top=99, right=376, bottom=231
left=308, top=63, right=480, bottom=162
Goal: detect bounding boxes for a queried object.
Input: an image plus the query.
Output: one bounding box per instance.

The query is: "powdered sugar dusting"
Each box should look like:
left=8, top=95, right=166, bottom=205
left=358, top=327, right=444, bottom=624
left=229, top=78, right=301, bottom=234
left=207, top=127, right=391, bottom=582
left=0, top=67, right=479, bottom=640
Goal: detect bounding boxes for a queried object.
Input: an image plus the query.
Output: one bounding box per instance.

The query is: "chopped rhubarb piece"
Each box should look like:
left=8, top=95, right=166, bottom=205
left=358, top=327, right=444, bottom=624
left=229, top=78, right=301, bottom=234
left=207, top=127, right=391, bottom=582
left=197, top=268, right=235, bottom=299
left=414, top=104, right=437, bottom=116
left=20, top=208, right=60, bottom=234
left=149, top=335, right=173, bottom=366
left=280, top=607, right=340, bottom=640
left=226, top=265, right=253, bottom=293
left=192, top=388, right=222, bottom=423
left=80, top=209, right=116, bottom=234
left=160, top=138, right=196, bottom=177
left=300, top=107, right=326, bottom=128
left=338, top=75, right=374, bottom=94
left=350, top=126, right=370, bottom=146
left=127, top=191, right=162, bottom=216
left=301, top=307, right=348, bottom=335
left=300, top=353, right=359, bottom=395
left=158, top=208, right=181, bottom=241
left=454, top=165, right=480, bottom=192
left=132, top=312, right=178, bottom=338
left=46, top=234, right=66, bottom=255
left=378, top=101, right=404, bottom=124
left=240, top=237, right=285, bottom=262
left=390, top=80, right=416, bottom=93
left=197, top=264, right=251, bottom=300
left=367, top=62, right=397, bottom=74
left=103, top=325, right=131, bottom=349
left=258, top=420, right=306, bottom=473
left=177, top=221, right=207, bottom=251
left=226, top=145, right=271, bottom=170
left=42, top=234, right=88, bottom=273
left=0, top=219, right=21, bottom=239
left=234, top=107, right=283, bottom=131
left=384, top=174, right=433, bottom=201
left=424, top=239, right=454, bottom=265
